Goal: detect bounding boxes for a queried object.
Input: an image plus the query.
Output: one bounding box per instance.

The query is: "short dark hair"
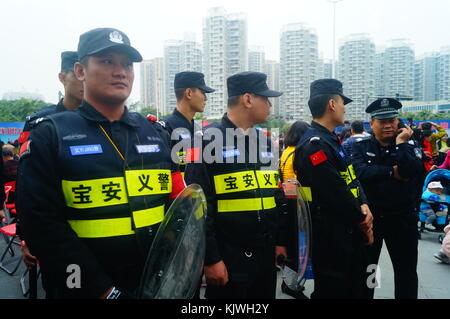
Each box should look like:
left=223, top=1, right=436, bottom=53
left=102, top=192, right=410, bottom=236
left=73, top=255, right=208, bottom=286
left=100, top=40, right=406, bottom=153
left=175, top=87, right=200, bottom=101
left=284, top=121, right=311, bottom=147
left=175, top=88, right=188, bottom=101
left=308, top=94, right=337, bottom=119
left=351, top=120, right=364, bottom=134
left=227, top=95, right=242, bottom=108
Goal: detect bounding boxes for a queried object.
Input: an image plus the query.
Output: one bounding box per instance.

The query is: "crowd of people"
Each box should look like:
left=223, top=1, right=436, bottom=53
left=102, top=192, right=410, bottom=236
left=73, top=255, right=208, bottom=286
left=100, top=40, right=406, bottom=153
left=0, top=27, right=449, bottom=300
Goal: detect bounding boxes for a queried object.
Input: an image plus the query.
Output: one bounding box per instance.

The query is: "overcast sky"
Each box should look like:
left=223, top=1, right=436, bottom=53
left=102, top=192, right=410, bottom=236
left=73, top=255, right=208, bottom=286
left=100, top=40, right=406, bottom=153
left=1, top=0, right=449, bottom=104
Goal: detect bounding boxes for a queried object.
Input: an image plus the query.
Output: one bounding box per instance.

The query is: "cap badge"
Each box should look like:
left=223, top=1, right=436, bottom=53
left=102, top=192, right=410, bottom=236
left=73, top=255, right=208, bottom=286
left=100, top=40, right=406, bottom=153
left=381, top=99, right=389, bottom=107
left=109, top=31, right=124, bottom=44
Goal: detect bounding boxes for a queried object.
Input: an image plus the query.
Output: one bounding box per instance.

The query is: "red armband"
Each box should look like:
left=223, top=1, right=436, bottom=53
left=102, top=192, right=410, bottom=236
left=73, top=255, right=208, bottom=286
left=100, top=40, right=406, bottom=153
left=18, top=131, right=30, bottom=144
left=170, top=172, right=187, bottom=199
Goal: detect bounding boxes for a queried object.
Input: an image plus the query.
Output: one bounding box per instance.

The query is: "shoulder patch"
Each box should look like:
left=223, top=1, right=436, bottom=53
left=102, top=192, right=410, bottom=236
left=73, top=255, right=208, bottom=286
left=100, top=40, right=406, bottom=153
left=309, top=136, right=321, bottom=143
left=147, top=114, right=157, bottom=122
left=310, top=150, right=328, bottom=166
left=157, top=120, right=166, bottom=127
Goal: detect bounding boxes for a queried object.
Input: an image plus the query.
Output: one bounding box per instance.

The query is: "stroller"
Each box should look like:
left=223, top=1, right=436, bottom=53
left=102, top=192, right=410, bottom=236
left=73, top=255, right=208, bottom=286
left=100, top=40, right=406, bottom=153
left=419, top=169, right=450, bottom=243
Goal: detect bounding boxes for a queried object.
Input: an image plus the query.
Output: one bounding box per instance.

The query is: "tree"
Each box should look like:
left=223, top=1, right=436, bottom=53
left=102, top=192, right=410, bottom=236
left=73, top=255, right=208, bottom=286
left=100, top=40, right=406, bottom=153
left=0, top=99, right=51, bottom=122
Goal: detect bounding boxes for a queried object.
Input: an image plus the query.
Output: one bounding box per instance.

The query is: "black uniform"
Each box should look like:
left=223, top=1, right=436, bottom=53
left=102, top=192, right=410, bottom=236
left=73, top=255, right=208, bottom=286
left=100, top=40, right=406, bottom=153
left=20, top=99, right=66, bottom=143
left=16, top=101, right=180, bottom=298
left=294, top=121, right=369, bottom=299
left=350, top=134, right=423, bottom=299
left=184, top=114, right=287, bottom=299
left=160, top=109, right=201, bottom=176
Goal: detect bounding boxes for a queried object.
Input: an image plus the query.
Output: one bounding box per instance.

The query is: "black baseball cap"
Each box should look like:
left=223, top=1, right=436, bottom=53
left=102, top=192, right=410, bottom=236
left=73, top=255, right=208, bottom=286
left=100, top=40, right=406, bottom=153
left=227, top=72, right=283, bottom=97
left=60, top=51, right=79, bottom=72
left=77, top=28, right=142, bottom=62
left=174, top=72, right=215, bottom=93
left=309, top=79, right=353, bottom=105
left=366, top=98, right=402, bottom=119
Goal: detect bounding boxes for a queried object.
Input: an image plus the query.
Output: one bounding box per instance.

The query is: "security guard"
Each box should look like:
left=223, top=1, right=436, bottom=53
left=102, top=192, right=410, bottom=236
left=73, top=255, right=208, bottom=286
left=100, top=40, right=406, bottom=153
left=16, top=28, right=185, bottom=298
left=184, top=71, right=287, bottom=299
left=294, top=79, right=373, bottom=299
left=350, top=98, right=423, bottom=299
left=18, top=51, right=83, bottom=274
left=160, top=71, right=215, bottom=177
left=19, top=51, right=83, bottom=144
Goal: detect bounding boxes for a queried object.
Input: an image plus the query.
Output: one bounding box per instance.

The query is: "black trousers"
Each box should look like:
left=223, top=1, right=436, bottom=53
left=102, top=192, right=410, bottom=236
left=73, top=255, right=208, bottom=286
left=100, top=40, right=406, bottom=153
left=310, top=216, right=368, bottom=299
left=205, top=243, right=277, bottom=299
left=365, top=212, right=418, bottom=299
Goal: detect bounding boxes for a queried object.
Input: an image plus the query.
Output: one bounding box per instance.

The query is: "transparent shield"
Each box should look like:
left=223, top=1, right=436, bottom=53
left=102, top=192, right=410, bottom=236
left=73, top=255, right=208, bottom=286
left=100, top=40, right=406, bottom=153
left=137, top=184, right=206, bottom=299
left=280, top=178, right=312, bottom=290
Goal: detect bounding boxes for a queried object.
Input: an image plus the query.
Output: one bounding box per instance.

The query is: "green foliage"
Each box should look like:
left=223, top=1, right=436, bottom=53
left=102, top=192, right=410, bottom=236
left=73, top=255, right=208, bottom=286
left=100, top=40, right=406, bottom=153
left=139, top=107, right=158, bottom=117
left=0, top=99, right=51, bottom=122
left=399, top=111, right=450, bottom=121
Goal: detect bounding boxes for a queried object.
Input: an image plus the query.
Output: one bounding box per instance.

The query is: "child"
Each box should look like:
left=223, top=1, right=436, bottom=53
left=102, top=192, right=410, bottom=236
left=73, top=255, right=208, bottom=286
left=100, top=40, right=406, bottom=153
left=420, top=181, right=450, bottom=230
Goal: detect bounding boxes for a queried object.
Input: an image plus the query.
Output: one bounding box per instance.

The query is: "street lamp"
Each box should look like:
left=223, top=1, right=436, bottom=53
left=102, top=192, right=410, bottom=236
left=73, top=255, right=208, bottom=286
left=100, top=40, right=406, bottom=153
left=328, top=0, right=343, bottom=78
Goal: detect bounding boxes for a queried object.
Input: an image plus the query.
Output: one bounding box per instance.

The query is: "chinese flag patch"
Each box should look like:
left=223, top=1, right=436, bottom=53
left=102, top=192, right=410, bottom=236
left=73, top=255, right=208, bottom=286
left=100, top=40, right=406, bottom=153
left=310, top=150, right=327, bottom=166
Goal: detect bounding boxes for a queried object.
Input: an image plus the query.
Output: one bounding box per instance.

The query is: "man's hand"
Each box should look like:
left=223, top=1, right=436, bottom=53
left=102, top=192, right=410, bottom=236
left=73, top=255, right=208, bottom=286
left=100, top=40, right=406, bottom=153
left=396, top=124, right=414, bottom=145
left=204, top=261, right=229, bottom=286
left=392, top=165, right=409, bottom=182
left=359, top=204, right=374, bottom=246
left=21, top=242, right=37, bottom=269
left=275, top=246, right=288, bottom=266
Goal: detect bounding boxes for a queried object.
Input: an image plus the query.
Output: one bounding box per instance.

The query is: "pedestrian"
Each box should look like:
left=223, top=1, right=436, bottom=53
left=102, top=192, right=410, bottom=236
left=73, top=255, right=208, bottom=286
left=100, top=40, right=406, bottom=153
left=16, top=28, right=185, bottom=298
left=342, top=120, right=370, bottom=156
left=159, top=71, right=215, bottom=177
left=350, top=98, right=424, bottom=299
left=294, top=79, right=374, bottom=299
left=184, top=71, right=286, bottom=299
left=278, top=120, right=310, bottom=299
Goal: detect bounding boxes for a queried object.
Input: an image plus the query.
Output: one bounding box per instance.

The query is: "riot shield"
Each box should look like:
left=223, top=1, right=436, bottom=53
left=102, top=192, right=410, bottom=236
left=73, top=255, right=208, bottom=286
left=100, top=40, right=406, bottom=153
left=137, top=184, right=206, bottom=299
left=280, top=178, right=312, bottom=291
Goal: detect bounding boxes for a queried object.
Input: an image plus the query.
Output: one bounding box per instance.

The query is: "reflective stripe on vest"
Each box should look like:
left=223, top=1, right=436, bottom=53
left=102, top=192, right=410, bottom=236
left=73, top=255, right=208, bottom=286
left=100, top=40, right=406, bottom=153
left=214, top=170, right=279, bottom=194
left=62, top=169, right=172, bottom=209
left=67, top=204, right=165, bottom=238
left=299, top=186, right=312, bottom=201
left=217, top=197, right=276, bottom=213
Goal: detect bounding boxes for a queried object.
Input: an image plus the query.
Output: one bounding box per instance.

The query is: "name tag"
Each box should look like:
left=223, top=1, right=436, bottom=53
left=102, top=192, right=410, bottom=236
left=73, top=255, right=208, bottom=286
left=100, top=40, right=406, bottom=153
left=222, top=149, right=240, bottom=158
left=261, top=152, right=274, bottom=158
left=70, top=144, right=103, bottom=156
left=136, top=144, right=160, bottom=154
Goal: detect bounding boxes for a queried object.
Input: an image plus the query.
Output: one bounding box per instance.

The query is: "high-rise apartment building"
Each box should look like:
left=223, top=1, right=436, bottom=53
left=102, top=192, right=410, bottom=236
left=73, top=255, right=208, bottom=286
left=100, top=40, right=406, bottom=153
left=280, top=23, right=319, bottom=121
left=203, top=7, right=247, bottom=119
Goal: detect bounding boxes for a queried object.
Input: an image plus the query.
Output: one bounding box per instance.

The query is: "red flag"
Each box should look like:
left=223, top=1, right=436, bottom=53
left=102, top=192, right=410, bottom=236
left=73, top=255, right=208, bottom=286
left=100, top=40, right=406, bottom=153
left=310, top=150, right=327, bottom=166
left=185, top=147, right=200, bottom=162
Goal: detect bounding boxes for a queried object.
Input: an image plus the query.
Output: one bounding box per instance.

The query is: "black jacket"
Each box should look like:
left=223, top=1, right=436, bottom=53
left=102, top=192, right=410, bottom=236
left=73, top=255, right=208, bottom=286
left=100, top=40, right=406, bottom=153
left=350, top=134, right=425, bottom=215
left=184, top=114, right=286, bottom=266
left=161, top=109, right=202, bottom=173
left=16, top=101, right=177, bottom=298
left=294, top=121, right=367, bottom=226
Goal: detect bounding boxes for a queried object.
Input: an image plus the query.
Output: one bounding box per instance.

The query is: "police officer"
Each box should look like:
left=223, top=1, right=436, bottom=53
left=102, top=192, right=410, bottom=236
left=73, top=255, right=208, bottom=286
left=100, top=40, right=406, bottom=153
left=160, top=71, right=215, bottom=176
left=350, top=98, right=423, bottom=299
left=16, top=28, right=185, bottom=298
left=184, top=71, right=286, bottom=299
left=294, top=79, right=374, bottom=299
left=19, top=51, right=83, bottom=144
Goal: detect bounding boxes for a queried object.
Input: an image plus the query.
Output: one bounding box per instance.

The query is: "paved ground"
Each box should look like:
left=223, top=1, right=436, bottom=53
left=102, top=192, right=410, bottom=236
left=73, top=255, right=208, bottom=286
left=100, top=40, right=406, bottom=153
left=1, top=228, right=449, bottom=299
